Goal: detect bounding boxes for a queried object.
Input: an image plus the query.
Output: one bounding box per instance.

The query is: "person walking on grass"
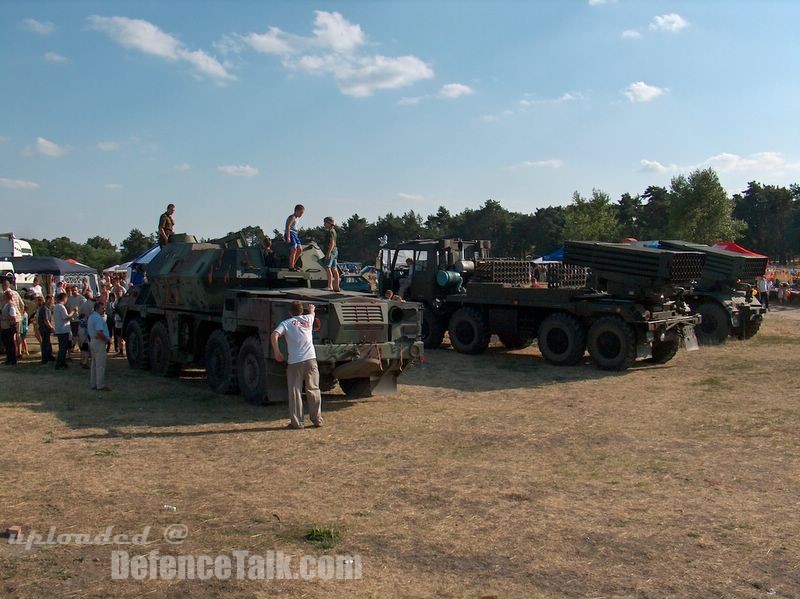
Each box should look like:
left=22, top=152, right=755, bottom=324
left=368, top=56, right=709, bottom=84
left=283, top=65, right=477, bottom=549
left=321, top=216, right=341, bottom=292
left=38, top=295, right=55, bottom=364
left=87, top=301, right=112, bottom=392
left=284, top=204, right=305, bottom=271
left=271, top=300, right=323, bottom=430
left=53, top=292, right=72, bottom=369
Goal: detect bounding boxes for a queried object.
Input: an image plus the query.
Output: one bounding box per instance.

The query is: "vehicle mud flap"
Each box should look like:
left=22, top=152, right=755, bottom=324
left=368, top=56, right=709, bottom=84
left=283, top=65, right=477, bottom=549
left=681, top=326, right=699, bottom=352
left=371, top=371, right=397, bottom=396
left=266, top=365, right=289, bottom=404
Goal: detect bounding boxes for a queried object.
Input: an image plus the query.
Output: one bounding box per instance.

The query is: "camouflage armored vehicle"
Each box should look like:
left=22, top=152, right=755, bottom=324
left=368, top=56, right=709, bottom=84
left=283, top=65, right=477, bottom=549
left=119, top=232, right=423, bottom=402
left=377, top=238, right=703, bottom=371
left=653, top=240, right=767, bottom=345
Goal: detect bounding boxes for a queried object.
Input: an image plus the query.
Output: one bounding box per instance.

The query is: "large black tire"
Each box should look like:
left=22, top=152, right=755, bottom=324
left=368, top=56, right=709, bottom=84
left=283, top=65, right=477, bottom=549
left=648, top=331, right=680, bottom=364
left=319, top=375, right=337, bottom=393
left=236, top=336, right=268, bottom=404
left=125, top=318, right=149, bottom=370
left=421, top=305, right=446, bottom=349
left=537, top=312, right=586, bottom=366
left=694, top=301, right=731, bottom=345
left=205, top=329, right=239, bottom=394
left=447, top=307, right=490, bottom=355
left=587, top=316, right=636, bottom=371
left=339, top=377, right=375, bottom=398
left=498, top=333, right=533, bottom=350
left=734, top=317, right=762, bottom=340
left=149, top=321, right=178, bottom=376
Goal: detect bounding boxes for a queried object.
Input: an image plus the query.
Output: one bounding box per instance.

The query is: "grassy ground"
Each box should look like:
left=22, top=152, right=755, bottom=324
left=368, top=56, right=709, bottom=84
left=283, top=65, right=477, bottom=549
left=1, top=307, right=799, bottom=598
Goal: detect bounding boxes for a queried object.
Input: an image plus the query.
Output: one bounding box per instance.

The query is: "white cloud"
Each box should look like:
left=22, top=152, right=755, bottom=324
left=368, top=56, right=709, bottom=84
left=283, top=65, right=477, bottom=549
left=508, top=159, right=564, bottom=170
left=520, top=92, right=581, bottom=108
left=97, top=141, right=119, bottom=151
left=237, top=11, right=433, bottom=97
left=312, top=10, right=364, bottom=54
left=701, top=152, right=800, bottom=174
left=0, top=136, right=9, bottom=144
left=0, top=177, right=39, bottom=190
left=640, top=152, right=800, bottom=177
left=439, top=83, right=474, bottom=99
left=87, top=16, right=234, bottom=82
left=621, top=29, right=642, bottom=39
left=217, top=164, right=258, bottom=177
left=105, top=183, right=122, bottom=190
left=292, top=53, right=433, bottom=98
left=36, top=137, right=66, bottom=157
left=640, top=159, right=679, bottom=174
left=588, top=0, right=616, bottom=5
left=398, top=192, right=424, bottom=201
left=174, top=163, right=191, bottom=172
left=44, top=52, right=69, bottom=63
left=21, top=18, right=55, bottom=34
left=624, top=81, right=666, bottom=103
left=650, top=13, right=689, bottom=33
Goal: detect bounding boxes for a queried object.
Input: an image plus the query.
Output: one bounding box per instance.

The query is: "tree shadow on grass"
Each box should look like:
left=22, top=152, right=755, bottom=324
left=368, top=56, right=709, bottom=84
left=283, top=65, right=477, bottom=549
left=0, top=355, right=361, bottom=433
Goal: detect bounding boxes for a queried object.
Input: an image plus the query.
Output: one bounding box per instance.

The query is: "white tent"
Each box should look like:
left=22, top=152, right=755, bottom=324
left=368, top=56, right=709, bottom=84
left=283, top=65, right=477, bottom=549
left=103, top=261, right=132, bottom=274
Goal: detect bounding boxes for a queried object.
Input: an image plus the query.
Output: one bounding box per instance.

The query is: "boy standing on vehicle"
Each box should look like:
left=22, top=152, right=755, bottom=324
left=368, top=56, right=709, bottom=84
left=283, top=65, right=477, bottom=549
left=271, top=301, right=323, bottom=430
left=284, top=204, right=305, bottom=271
left=321, top=217, right=341, bottom=292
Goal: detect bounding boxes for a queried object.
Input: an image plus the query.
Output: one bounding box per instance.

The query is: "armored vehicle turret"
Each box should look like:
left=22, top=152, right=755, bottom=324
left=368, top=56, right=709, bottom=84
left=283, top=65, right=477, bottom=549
left=119, top=233, right=423, bottom=402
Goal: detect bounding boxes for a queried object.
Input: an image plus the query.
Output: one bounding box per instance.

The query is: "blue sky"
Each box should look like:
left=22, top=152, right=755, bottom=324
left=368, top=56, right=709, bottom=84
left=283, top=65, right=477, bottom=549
left=2, top=1, right=799, bottom=245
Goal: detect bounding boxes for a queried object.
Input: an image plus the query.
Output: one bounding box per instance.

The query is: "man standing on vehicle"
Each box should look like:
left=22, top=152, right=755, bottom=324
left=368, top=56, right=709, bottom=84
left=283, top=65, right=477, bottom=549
left=158, top=203, right=176, bottom=247
left=271, top=300, right=323, bottom=429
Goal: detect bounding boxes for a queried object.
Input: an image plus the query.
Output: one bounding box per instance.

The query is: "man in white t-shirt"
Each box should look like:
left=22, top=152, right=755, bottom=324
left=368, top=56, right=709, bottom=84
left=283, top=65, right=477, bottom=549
left=271, top=300, right=323, bottom=429
left=87, top=301, right=111, bottom=391
left=29, top=277, right=43, bottom=298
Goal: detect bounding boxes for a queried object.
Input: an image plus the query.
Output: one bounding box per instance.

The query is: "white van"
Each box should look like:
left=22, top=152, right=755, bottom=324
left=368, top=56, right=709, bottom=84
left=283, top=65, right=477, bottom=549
left=0, top=233, right=33, bottom=258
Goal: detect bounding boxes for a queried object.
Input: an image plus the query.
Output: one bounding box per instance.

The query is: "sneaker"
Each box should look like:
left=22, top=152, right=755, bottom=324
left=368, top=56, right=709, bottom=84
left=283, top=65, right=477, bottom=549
left=323, top=287, right=334, bottom=291
left=97, top=386, right=112, bottom=392
left=285, top=422, right=304, bottom=430
left=312, top=420, right=323, bottom=428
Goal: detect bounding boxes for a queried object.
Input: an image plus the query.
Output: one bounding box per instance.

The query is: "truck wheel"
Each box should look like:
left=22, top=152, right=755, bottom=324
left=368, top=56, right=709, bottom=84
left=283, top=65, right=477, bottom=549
left=587, top=316, right=636, bottom=371
left=125, top=319, right=149, bottom=370
left=319, top=375, right=337, bottom=392
left=447, top=307, right=490, bottom=355
left=694, top=301, right=731, bottom=345
left=421, top=305, right=446, bottom=349
left=149, top=321, right=178, bottom=376
left=537, top=313, right=586, bottom=366
left=498, top=333, right=533, bottom=350
left=339, top=377, right=374, bottom=398
left=648, top=331, right=680, bottom=364
left=734, top=318, right=761, bottom=340
left=205, top=330, right=239, bottom=394
left=237, top=336, right=268, bottom=404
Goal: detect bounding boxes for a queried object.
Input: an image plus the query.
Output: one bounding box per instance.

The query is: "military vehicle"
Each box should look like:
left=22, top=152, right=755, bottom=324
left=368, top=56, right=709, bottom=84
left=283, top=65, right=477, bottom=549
left=377, top=238, right=703, bottom=371
left=119, top=232, right=423, bottom=402
left=650, top=240, right=767, bottom=344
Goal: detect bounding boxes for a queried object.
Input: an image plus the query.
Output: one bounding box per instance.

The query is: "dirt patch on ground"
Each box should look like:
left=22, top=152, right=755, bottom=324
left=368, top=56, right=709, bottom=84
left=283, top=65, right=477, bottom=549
left=1, top=308, right=799, bottom=597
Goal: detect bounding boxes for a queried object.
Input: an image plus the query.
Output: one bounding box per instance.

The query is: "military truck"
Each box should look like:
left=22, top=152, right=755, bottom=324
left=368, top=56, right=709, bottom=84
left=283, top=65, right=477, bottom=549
left=119, top=233, right=423, bottom=402
left=652, top=240, right=767, bottom=345
left=377, top=239, right=703, bottom=371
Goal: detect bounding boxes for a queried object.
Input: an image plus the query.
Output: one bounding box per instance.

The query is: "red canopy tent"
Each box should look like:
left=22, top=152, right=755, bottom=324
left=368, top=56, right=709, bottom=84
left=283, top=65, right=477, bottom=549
left=712, top=242, right=766, bottom=258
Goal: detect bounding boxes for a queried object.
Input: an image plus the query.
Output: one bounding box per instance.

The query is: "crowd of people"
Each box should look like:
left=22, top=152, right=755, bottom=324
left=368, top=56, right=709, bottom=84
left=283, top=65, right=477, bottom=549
left=0, top=272, right=129, bottom=393
left=761, top=267, right=800, bottom=307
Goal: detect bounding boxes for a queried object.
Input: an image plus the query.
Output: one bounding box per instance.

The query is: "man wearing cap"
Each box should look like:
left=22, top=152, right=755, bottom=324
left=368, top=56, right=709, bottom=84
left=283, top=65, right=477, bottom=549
left=87, top=301, right=112, bottom=391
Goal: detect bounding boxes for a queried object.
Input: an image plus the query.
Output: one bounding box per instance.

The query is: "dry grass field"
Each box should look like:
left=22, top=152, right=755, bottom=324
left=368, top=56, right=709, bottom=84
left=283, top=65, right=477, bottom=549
left=1, top=307, right=799, bottom=598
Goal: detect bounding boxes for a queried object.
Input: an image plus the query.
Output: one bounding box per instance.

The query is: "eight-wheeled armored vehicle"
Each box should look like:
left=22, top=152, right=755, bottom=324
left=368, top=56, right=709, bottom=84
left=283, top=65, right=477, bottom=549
left=119, top=233, right=423, bottom=402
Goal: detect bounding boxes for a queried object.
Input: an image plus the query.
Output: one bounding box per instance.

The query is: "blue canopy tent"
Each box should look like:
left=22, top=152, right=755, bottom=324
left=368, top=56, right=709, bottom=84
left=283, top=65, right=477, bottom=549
left=533, top=246, right=564, bottom=263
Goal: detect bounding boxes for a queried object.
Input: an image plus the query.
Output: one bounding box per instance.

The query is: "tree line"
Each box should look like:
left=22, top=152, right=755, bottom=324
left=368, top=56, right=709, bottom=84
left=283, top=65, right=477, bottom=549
left=23, top=168, right=800, bottom=271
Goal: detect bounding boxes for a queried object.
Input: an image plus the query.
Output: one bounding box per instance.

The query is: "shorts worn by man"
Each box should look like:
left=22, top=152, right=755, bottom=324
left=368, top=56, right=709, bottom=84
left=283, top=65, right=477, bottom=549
left=271, top=301, right=323, bottom=429
left=87, top=302, right=112, bottom=391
